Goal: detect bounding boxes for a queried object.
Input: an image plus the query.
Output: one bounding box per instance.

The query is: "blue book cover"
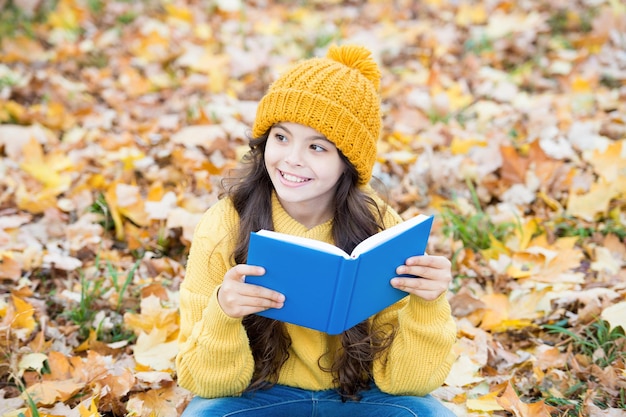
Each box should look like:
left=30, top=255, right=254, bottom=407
left=245, top=214, right=434, bottom=334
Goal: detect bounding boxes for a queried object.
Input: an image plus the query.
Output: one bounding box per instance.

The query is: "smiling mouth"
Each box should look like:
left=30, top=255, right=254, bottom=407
left=279, top=170, right=311, bottom=184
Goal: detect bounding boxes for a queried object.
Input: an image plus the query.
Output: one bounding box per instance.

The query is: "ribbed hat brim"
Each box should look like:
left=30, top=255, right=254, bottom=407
left=253, top=89, right=379, bottom=184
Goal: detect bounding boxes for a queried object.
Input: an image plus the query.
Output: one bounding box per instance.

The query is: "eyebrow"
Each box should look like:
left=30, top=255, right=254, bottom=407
left=274, top=124, right=330, bottom=142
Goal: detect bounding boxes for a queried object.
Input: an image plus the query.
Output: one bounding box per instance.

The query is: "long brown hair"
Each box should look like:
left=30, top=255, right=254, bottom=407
left=221, top=130, right=396, bottom=401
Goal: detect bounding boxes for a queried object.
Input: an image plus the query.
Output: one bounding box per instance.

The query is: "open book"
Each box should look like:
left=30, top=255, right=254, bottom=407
left=245, top=214, right=434, bottom=334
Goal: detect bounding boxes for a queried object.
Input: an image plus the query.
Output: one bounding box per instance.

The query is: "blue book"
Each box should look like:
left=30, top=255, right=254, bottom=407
left=245, top=214, right=434, bottom=334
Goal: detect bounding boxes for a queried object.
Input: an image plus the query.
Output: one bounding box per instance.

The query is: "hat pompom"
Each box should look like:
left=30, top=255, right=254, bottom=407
left=326, top=45, right=380, bottom=90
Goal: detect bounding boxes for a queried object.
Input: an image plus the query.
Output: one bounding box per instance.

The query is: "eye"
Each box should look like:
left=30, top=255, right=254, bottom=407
left=274, top=133, right=287, bottom=142
left=310, top=143, right=326, bottom=152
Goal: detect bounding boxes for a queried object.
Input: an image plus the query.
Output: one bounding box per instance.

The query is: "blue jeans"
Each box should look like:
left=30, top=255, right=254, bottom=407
left=181, top=384, right=455, bottom=417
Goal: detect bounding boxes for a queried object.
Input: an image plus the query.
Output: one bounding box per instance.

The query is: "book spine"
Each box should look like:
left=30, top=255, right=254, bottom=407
left=326, top=258, right=359, bottom=335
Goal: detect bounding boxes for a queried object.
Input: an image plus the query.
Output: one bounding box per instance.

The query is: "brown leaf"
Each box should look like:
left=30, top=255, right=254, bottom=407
left=126, top=386, right=192, bottom=417
left=496, top=382, right=556, bottom=417
left=500, top=145, right=529, bottom=184
left=0, top=252, right=21, bottom=280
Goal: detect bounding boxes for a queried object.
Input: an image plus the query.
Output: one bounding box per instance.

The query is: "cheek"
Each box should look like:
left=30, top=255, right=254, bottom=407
left=263, top=144, right=277, bottom=168
left=318, top=160, right=344, bottom=184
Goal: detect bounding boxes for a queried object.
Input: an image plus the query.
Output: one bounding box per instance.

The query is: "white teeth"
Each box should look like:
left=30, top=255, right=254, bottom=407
left=281, top=172, right=308, bottom=183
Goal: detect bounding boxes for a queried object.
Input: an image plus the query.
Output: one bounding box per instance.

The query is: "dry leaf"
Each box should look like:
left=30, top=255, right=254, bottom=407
left=126, top=386, right=192, bottom=417
left=601, top=302, right=626, bottom=331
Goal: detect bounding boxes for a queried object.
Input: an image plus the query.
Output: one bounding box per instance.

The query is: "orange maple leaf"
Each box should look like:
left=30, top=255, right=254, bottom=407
left=496, top=382, right=557, bottom=416
left=126, top=386, right=192, bottom=417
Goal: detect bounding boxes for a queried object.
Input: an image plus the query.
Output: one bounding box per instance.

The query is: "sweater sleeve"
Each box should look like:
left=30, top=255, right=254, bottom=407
left=175, top=199, right=255, bottom=398
left=371, top=294, right=457, bottom=396
left=371, top=202, right=458, bottom=396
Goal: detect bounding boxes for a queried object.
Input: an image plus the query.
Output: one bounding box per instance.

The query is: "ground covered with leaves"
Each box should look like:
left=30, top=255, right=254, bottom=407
left=0, top=0, right=625, bottom=416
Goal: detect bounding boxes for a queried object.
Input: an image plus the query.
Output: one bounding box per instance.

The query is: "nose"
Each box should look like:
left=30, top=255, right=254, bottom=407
left=284, top=144, right=304, bottom=166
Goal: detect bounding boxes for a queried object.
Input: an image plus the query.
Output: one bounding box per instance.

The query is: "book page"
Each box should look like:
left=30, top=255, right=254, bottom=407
left=255, top=230, right=350, bottom=258
left=350, top=214, right=430, bottom=258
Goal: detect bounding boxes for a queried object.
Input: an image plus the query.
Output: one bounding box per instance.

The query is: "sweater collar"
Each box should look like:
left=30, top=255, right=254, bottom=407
left=271, top=193, right=334, bottom=242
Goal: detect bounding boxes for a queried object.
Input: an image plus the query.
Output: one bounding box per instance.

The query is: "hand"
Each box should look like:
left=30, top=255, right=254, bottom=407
left=217, top=264, right=285, bottom=318
left=390, top=255, right=452, bottom=301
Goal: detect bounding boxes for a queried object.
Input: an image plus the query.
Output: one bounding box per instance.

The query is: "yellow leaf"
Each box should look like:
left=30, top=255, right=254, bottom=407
left=164, top=3, right=193, bottom=23
left=118, top=146, right=147, bottom=171
left=571, top=76, right=592, bottom=93
left=588, top=140, right=626, bottom=182
left=209, top=54, right=230, bottom=93
left=506, top=266, right=533, bottom=279
left=444, top=83, right=473, bottom=111
left=147, top=182, right=166, bottom=202
left=24, top=379, right=84, bottom=406
left=519, top=218, right=541, bottom=251
left=479, top=234, right=510, bottom=260
left=19, top=137, right=72, bottom=193
left=16, top=181, right=61, bottom=214
left=467, top=391, right=504, bottom=412
left=524, top=238, right=584, bottom=283
left=444, top=355, right=484, bottom=388
left=380, top=150, right=417, bottom=164
left=30, top=101, right=75, bottom=130
left=130, top=30, right=171, bottom=63
left=0, top=37, right=46, bottom=63
left=567, top=178, right=624, bottom=221
left=18, top=352, right=49, bottom=377
left=118, top=67, right=152, bottom=98
left=193, top=23, right=212, bottom=40
left=19, top=138, right=47, bottom=178
left=507, top=251, right=545, bottom=278
left=11, top=294, right=36, bottom=333
left=124, top=295, right=179, bottom=338
left=479, top=293, right=509, bottom=331
left=74, top=329, right=98, bottom=353
left=490, top=318, right=534, bottom=333
left=537, top=191, right=563, bottom=212
left=78, top=397, right=101, bottom=417
left=87, top=173, right=108, bottom=190
left=104, top=181, right=149, bottom=240
left=47, top=0, right=84, bottom=30
left=133, top=328, right=179, bottom=371
left=450, top=137, right=487, bottom=155
left=591, top=246, right=621, bottom=275
left=601, top=301, right=626, bottom=331
left=455, top=3, right=488, bottom=26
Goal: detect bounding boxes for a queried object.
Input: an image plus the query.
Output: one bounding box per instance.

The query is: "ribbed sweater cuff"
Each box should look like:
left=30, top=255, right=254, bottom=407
left=192, top=286, right=245, bottom=344
left=407, top=292, right=452, bottom=326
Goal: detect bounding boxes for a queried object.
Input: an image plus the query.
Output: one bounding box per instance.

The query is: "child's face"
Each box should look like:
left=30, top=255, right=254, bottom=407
left=264, top=122, right=345, bottom=226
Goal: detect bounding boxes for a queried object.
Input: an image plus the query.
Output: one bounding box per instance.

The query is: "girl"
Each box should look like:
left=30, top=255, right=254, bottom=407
left=176, top=45, right=457, bottom=417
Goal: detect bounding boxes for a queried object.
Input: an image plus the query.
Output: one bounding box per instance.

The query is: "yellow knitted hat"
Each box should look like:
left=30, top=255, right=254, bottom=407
left=252, top=44, right=382, bottom=185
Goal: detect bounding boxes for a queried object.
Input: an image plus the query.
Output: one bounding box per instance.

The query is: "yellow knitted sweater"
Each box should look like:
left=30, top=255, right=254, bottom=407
left=176, top=194, right=457, bottom=398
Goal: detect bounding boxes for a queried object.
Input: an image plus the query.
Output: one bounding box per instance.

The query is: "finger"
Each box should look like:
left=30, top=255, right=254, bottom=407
left=218, top=283, right=284, bottom=318
left=222, top=301, right=283, bottom=318
left=405, top=255, right=451, bottom=270
left=238, top=293, right=285, bottom=311
left=240, top=282, right=285, bottom=304
left=390, top=276, right=444, bottom=292
left=390, top=277, right=447, bottom=301
left=397, top=255, right=451, bottom=281
left=224, top=264, right=265, bottom=282
left=396, top=264, right=450, bottom=282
